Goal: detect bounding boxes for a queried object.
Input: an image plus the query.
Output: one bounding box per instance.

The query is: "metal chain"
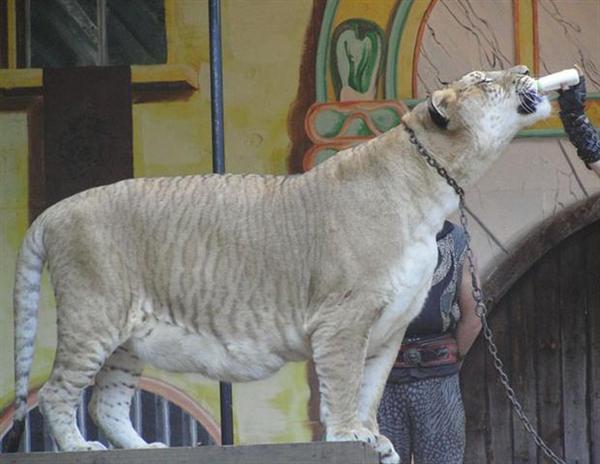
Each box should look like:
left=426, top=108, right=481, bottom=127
left=403, top=123, right=568, bottom=464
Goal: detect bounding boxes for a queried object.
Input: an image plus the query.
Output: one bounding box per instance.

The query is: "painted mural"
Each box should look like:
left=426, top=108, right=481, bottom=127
left=0, top=0, right=599, bottom=453
left=300, top=0, right=600, bottom=170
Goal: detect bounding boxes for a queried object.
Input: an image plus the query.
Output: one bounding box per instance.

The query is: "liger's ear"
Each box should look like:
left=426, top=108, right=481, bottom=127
left=428, top=88, right=457, bottom=129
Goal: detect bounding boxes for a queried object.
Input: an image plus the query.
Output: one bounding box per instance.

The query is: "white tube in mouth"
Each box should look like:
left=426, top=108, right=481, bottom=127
left=536, top=68, right=580, bottom=92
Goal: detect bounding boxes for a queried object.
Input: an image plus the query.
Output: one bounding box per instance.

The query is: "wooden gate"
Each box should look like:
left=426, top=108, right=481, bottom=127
left=461, top=220, right=600, bottom=463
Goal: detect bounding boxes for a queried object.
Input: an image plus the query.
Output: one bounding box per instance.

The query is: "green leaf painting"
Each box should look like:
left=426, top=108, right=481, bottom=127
left=331, top=19, right=385, bottom=101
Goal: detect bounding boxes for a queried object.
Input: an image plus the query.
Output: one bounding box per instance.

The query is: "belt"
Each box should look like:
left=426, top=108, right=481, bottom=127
left=394, top=334, right=459, bottom=369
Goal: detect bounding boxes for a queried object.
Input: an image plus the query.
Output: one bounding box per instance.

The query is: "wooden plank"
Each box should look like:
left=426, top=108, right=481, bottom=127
left=584, top=223, right=600, bottom=464
left=510, top=277, right=538, bottom=464
left=533, top=251, right=564, bottom=463
left=0, top=65, right=198, bottom=96
left=462, top=336, right=488, bottom=464
left=131, top=64, right=199, bottom=89
left=0, top=442, right=379, bottom=464
left=560, top=233, right=590, bottom=463
left=484, top=296, right=513, bottom=463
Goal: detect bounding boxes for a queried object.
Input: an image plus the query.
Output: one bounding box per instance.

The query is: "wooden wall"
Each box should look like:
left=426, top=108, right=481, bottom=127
left=462, top=220, right=600, bottom=463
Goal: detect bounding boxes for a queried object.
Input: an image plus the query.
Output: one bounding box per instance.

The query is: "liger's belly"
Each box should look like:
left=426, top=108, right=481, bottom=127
left=129, top=318, right=309, bottom=382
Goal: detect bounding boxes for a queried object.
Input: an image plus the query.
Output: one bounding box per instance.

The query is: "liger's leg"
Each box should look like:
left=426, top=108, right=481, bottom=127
left=88, top=343, right=166, bottom=449
left=357, top=333, right=405, bottom=464
left=357, top=283, right=431, bottom=464
left=309, top=293, right=382, bottom=448
left=38, top=325, right=116, bottom=451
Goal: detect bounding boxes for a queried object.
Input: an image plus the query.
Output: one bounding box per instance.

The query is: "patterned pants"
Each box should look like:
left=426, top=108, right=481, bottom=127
left=377, top=374, right=465, bottom=464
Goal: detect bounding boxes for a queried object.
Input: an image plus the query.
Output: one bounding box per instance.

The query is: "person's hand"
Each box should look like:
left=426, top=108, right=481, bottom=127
left=558, top=70, right=586, bottom=115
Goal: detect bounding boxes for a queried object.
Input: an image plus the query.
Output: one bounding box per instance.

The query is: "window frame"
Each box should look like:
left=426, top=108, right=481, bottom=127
left=0, top=0, right=198, bottom=96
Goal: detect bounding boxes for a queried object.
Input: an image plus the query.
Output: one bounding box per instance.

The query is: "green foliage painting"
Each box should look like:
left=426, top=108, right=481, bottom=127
left=331, top=19, right=385, bottom=101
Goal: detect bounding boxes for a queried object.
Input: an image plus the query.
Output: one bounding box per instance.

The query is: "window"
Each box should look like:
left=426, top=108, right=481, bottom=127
left=17, top=0, right=167, bottom=68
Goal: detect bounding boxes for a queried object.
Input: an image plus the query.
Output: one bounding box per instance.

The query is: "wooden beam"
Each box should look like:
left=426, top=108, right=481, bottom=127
left=0, top=442, right=379, bottom=464
left=0, top=64, right=200, bottom=97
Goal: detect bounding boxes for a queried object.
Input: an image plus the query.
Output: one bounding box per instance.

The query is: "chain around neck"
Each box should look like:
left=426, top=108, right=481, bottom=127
left=401, top=122, right=465, bottom=198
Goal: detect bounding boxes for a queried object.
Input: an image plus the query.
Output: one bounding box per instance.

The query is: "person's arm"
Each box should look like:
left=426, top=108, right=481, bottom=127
left=588, top=160, right=600, bottom=174
left=557, top=73, right=600, bottom=176
left=455, top=258, right=482, bottom=359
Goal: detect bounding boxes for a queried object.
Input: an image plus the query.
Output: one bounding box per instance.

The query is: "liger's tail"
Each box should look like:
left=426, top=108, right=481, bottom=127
left=2, top=220, right=46, bottom=453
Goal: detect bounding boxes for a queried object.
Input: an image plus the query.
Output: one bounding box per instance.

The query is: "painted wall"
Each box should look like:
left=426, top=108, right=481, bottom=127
left=1, top=0, right=599, bottom=448
left=300, top=0, right=600, bottom=287
left=418, top=0, right=600, bottom=284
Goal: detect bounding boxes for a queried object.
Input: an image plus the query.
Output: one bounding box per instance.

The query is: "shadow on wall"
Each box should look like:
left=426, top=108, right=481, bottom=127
left=286, top=0, right=326, bottom=175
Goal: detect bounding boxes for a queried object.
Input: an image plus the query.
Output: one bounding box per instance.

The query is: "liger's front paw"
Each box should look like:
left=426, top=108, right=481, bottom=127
left=375, top=434, right=400, bottom=464
left=326, top=425, right=376, bottom=446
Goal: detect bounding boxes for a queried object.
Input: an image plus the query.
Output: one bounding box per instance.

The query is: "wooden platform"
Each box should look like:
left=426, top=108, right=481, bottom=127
left=0, top=442, right=379, bottom=464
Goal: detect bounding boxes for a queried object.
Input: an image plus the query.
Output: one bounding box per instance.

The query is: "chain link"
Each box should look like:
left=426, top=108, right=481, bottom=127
left=403, top=123, right=568, bottom=464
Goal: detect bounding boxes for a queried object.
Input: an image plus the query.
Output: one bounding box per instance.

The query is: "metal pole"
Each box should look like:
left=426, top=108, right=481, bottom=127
left=209, top=0, right=233, bottom=446
left=96, top=0, right=108, bottom=66
left=209, top=0, right=226, bottom=176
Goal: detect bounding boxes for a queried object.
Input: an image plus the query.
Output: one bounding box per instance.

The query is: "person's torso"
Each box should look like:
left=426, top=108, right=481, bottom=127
left=388, top=221, right=467, bottom=383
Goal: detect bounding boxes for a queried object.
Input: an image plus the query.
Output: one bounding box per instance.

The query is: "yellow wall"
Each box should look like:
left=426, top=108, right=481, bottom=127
left=134, top=0, right=312, bottom=179
left=0, top=113, right=29, bottom=406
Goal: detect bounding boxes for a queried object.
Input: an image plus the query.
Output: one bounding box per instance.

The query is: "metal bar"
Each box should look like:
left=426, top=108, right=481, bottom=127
left=24, top=412, right=30, bottom=452
left=218, top=382, right=233, bottom=445
left=96, top=0, right=108, bottom=65
left=132, top=389, right=142, bottom=434
left=209, top=0, right=226, bottom=175
left=157, top=396, right=171, bottom=446
left=189, top=415, right=198, bottom=446
left=208, top=0, right=232, bottom=445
